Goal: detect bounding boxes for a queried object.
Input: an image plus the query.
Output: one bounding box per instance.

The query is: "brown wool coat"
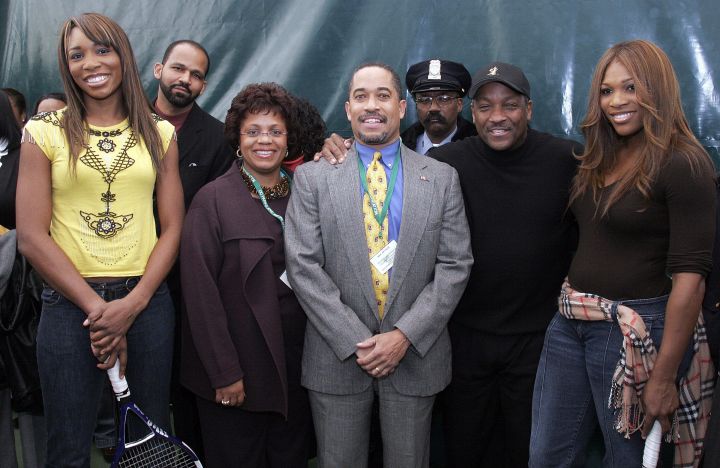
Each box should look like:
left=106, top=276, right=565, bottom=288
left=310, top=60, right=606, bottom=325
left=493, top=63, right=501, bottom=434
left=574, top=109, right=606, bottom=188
left=179, top=167, right=294, bottom=417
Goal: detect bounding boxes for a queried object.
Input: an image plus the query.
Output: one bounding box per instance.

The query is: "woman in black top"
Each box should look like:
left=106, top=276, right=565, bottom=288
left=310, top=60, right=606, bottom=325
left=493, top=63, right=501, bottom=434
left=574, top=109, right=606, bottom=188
left=0, top=89, right=46, bottom=468
left=0, top=90, right=21, bottom=229
left=530, top=40, right=716, bottom=468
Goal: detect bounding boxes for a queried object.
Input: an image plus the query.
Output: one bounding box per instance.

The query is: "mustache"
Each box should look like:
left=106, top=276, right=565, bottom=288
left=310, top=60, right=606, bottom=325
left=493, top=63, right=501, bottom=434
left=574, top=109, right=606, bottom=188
left=422, top=112, right=448, bottom=126
left=358, top=113, right=387, bottom=123
left=171, top=83, right=191, bottom=93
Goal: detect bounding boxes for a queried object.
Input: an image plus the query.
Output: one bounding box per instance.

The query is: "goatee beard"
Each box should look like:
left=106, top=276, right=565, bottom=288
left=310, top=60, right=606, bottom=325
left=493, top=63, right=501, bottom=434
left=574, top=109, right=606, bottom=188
left=357, top=131, right=391, bottom=146
left=160, top=83, right=195, bottom=108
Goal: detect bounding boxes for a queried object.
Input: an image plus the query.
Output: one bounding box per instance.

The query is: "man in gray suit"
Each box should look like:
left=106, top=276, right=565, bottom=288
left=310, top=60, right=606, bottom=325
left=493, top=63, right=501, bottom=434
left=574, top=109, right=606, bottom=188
left=285, top=62, right=473, bottom=468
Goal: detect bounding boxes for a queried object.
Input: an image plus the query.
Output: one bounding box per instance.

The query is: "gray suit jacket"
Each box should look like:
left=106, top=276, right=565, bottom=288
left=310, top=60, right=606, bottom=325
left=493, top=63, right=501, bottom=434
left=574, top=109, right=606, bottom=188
left=285, top=144, right=472, bottom=397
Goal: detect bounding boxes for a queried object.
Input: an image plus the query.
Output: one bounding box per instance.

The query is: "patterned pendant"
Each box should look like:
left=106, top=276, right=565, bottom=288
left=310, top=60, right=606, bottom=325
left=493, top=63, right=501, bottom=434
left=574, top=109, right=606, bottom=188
left=97, top=137, right=116, bottom=153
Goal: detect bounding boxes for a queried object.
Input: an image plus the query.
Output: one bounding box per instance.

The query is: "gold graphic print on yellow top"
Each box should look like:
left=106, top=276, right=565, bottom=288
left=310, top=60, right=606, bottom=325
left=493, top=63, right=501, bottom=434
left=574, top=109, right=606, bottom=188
left=363, top=151, right=389, bottom=319
left=23, top=110, right=175, bottom=277
left=79, top=124, right=136, bottom=239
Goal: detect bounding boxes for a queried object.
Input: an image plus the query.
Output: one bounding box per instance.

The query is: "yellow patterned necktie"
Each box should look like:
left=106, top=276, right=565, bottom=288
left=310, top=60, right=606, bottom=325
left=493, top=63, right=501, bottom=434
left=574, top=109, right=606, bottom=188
left=363, top=151, right=389, bottom=319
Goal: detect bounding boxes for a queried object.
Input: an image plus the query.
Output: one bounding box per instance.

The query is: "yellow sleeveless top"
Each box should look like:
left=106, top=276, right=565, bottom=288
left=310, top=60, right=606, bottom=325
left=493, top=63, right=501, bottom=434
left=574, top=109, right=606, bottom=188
left=24, top=109, right=175, bottom=277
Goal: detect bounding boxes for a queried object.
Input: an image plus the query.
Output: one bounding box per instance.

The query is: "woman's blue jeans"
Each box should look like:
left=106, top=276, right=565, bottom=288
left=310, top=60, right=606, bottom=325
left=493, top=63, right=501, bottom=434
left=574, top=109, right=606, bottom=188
left=36, top=280, right=174, bottom=468
left=529, top=294, right=691, bottom=467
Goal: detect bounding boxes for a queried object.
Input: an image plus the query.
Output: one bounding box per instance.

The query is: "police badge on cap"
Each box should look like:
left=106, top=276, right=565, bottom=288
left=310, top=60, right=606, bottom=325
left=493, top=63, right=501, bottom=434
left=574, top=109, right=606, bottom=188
left=405, top=59, right=472, bottom=97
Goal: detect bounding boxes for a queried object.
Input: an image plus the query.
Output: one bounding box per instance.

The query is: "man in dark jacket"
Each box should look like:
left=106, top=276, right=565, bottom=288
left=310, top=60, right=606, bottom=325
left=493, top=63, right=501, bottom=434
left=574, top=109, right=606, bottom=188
left=400, top=59, right=477, bottom=154
left=153, top=40, right=234, bottom=209
left=152, top=39, right=233, bottom=457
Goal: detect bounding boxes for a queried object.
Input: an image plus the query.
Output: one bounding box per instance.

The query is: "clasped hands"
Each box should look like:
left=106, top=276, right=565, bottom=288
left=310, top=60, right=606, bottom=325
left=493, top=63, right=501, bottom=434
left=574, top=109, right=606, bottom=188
left=83, top=296, right=143, bottom=375
left=356, top=329, right=410, bottom=379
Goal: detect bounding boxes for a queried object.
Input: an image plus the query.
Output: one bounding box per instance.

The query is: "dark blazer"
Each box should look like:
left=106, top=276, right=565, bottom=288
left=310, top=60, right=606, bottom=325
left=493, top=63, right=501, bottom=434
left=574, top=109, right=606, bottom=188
left=400, top=115, right=477, bottom=152
left=180, top=167, right=294, bottom=417
left=176, top=103, right=234, bottom=209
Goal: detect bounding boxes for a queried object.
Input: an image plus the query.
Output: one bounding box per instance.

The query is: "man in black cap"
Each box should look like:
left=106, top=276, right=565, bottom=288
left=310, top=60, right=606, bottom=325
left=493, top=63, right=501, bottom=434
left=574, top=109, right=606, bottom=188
left=401, top=59, right=477, bottom=154
left=430, top=62, right=579, bottom=468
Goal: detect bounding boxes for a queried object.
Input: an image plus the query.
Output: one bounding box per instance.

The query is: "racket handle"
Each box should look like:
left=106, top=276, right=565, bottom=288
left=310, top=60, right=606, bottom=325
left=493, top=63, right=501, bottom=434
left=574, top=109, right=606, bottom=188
left=642, top=421, right=662, bottom=468
left=107, top=361, right=130, bottom=400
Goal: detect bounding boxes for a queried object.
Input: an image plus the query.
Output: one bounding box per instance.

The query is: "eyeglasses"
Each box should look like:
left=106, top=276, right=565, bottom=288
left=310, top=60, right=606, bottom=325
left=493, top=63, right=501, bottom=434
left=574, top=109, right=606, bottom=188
left=239, top=129, right=288, bottom=138
left=414, top=95, right=459, bottom=108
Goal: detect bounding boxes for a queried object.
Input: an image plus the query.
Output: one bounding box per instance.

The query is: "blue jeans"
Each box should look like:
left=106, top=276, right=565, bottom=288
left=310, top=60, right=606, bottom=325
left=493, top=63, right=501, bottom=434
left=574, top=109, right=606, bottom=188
left=37, top=280, right=174, bottom=468
left=529, top=295, right=692, bottom=468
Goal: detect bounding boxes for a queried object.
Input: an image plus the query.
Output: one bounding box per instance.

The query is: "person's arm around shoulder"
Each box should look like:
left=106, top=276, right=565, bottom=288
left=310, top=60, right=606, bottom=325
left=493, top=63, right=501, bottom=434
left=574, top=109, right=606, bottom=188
left=284, top=163, right=373, bottom=360
left=313, top=133, right=353, bottom=164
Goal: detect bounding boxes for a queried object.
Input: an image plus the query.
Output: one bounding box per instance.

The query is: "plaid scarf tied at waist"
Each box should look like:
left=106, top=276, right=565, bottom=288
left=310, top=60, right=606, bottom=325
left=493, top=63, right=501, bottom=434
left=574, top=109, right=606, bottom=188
left=559, top=281, right=715, bottom=468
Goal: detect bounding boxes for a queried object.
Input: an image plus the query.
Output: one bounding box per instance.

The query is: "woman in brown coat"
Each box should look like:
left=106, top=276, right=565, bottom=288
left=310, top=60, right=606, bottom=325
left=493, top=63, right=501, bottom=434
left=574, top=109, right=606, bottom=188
left=180, top=83, right=312, bottom=467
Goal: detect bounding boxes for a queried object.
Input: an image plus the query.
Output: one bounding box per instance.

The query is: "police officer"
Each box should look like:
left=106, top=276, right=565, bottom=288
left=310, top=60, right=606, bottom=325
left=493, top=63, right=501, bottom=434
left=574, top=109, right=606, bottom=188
left=401, top=59, right=477, bottom=154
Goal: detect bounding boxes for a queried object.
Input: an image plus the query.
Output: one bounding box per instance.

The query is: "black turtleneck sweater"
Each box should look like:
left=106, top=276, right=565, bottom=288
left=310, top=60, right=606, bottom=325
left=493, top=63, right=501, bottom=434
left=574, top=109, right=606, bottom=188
left=430, top=129, right=581, bottom=335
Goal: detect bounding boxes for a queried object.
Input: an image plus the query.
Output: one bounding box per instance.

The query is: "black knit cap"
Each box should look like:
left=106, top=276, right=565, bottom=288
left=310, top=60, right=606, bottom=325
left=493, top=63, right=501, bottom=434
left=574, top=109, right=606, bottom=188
left=468, top=62, right=531, bottom=99
left=405, top=59, right=471, bottom=97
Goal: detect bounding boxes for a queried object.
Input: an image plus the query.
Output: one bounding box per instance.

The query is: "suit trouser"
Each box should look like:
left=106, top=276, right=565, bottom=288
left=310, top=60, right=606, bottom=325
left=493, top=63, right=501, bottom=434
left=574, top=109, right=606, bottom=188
left=309, top=380, right=434, bottom=468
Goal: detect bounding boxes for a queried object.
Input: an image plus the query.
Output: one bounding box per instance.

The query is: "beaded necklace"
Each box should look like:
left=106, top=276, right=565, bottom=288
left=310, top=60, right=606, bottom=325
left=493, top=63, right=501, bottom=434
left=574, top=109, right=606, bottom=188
left=87, top=125, right=130, bottom=153
left=239, top=163, right=290, bottom=200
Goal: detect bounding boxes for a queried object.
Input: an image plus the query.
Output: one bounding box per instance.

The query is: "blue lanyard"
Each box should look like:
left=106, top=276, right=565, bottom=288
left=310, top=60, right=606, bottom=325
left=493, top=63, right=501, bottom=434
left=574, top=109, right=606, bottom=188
left=356, top=146, right=401, bottom=239
left=241, top=165, right=291, bottom=231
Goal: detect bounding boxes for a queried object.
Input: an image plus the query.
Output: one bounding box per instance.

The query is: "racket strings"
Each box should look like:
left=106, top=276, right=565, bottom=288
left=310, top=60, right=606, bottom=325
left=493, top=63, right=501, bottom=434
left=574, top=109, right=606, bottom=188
left=118, top=437, right=197, bottom=467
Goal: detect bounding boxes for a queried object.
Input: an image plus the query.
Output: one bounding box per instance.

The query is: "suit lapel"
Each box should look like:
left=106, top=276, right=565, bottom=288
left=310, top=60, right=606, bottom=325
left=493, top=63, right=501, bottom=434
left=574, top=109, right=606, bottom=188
left=177, top=104, right=202, bottom=164
left=326, top=148, right=378, bottom=315
left=385, top=146, right=433, bottom=314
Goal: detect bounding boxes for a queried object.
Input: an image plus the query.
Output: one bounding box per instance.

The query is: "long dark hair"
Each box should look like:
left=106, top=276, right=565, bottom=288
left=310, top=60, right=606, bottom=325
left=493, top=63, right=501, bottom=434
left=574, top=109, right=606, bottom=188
left=0, top=90, right=22, bottom=150
left=571, top=39, right=714, bottom=216
left=58, top=13, right=164, bottom=172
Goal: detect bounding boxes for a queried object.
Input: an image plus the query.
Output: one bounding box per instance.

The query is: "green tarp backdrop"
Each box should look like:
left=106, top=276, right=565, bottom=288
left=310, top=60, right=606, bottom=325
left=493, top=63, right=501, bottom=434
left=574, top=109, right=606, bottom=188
left=2, top=0, right=719, bottom=160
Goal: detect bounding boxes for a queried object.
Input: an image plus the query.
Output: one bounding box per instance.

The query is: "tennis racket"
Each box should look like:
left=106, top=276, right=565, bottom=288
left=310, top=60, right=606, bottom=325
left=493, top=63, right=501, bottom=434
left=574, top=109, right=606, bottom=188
left=107, top=361, right=203, bottom=467
left=642, top=421, right=662, bottom=468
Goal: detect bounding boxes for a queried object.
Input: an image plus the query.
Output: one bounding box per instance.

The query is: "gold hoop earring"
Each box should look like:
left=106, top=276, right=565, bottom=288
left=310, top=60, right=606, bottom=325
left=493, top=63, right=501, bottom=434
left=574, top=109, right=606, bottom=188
left=236, top=148, right=243, bottom=160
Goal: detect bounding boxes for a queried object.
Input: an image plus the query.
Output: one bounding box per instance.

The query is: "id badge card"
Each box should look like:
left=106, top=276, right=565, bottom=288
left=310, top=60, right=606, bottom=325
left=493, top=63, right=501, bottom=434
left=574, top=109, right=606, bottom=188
left=280, top=270, right=292, bottom=289
left=370, top=240, right=397, bottom=275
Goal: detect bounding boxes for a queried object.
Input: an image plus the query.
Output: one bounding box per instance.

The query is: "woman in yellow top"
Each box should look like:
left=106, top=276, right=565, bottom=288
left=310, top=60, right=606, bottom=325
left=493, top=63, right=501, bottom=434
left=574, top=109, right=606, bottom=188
left=16, top=13, right=183, bottom=465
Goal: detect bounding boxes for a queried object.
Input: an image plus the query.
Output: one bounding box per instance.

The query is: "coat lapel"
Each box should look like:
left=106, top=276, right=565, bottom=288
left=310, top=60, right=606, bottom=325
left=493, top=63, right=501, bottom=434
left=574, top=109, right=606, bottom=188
left=384, top=146, right=433, bottom=314
left=326, top=148, right=378, bottom=315
left=227, top=171, right=287, bottom=398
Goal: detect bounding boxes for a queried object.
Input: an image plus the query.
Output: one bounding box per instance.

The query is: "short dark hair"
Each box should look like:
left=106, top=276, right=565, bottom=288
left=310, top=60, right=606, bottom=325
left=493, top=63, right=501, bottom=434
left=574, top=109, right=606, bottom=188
left=292, top=96, right=327, bottom=161
left=1, top=87, right=26, bottom=117
left=32, top=92, right=67, bottom=115
left=347, top=62, right=403, bottom=99
left=224, top=82, right=300, bottom=157
left=161, top=40, right=211, bottom=76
